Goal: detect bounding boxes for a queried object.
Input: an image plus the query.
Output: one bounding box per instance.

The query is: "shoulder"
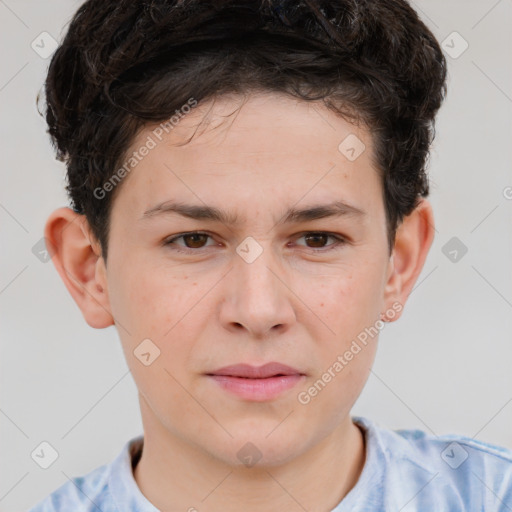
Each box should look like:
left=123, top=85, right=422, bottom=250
left=27, top=436, right=151, bottom=512
left=27, top=461, right=114, bottom=512
left=354, top=416, right=512, bottom=510
left=393, top=424, right=512, bottom=465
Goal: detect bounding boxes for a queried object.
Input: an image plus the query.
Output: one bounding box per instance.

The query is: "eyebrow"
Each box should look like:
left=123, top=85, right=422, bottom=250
left=140, top=199, right=366, bottom=225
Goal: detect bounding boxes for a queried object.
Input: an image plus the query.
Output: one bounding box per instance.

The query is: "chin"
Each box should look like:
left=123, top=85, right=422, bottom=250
left=204, top=430, right=306, bottom=469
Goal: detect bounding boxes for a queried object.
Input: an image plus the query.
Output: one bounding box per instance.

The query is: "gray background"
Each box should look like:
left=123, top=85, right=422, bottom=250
left=1, top=1, right=511, bottom=510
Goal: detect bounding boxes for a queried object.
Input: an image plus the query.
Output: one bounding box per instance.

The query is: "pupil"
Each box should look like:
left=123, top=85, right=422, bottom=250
left=186, top=234, right=206, bottom=248
left=306, top=234, right=326, bottom=248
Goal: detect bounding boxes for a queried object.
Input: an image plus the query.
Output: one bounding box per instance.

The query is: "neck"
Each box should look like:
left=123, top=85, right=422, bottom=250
left=133, top=398, right=366, bottom=512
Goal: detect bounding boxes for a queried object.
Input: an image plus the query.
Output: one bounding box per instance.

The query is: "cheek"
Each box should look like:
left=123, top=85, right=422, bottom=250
left=308, top=266, right=382, bottom=329
left=298, top=261, right=384, bottom=390
left=109, top=267, right=203, bottom=408
left=298, top=273, right=380, bottom=414
left=109, top=261, right=203, bottom=335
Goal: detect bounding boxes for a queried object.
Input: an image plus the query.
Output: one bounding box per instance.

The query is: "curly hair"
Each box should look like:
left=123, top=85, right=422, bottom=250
left=40, top=0, right=448, bottom=261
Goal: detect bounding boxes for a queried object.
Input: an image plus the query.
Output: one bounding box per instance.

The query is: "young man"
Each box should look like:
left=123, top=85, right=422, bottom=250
left=29, top=0, right=512, bottom=510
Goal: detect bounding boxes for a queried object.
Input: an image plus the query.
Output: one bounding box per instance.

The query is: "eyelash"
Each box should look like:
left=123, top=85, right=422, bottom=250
left=163, top=231, right=347, bottom=254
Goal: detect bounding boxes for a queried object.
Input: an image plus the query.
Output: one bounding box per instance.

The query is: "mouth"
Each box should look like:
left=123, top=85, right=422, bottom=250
left=206, top=362, right=306, bottom=401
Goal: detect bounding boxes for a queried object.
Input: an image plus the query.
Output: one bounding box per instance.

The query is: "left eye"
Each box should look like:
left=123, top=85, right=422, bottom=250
left=163, top=231, right=346, bottom=252
left=294, top=232, right=346, bottom=251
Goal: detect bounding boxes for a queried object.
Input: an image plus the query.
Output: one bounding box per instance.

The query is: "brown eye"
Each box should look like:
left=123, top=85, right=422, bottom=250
left=295, top=232, right=346, bottom=252
left=164, top=232, right=215, bottom=252
left=304, top=233, right=330, bottom=248
left=180, top=233, right=209, bottom=248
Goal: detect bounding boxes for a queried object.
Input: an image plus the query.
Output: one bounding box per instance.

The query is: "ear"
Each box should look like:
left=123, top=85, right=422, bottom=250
left=44, top=207, right=114, bottom=329
left=382, top=198, right=435, bottom=322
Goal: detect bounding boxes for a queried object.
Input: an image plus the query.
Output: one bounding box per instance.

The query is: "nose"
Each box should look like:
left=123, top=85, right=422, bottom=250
left=219, top=241, right=296, bottom=339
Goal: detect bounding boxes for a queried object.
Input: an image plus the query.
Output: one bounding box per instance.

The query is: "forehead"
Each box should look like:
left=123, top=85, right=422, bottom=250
left=111, top=93, right=383, bottom=225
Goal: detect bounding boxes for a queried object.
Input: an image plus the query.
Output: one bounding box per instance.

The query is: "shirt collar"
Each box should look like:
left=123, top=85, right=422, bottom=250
left=108, top=435, right=159, bottom=512
left=106, top=416, right=437, bottom=511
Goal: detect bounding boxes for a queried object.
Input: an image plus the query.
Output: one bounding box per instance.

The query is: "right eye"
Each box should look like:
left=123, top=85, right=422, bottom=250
left=163, top=231, right=218, bottom=253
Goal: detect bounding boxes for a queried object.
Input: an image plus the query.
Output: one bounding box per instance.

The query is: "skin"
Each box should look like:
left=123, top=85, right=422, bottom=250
left=45, top=92, right=434, bottom=511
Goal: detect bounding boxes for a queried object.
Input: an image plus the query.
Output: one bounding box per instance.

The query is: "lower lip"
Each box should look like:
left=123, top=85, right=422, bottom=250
left=208, top=374, right=304, bottom=401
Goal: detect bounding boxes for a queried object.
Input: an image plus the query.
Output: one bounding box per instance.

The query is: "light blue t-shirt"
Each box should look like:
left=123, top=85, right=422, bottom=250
left=28, top=415, right=512, bottom=511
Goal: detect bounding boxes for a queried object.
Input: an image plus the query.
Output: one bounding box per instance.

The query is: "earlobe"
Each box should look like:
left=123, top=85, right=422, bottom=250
left=383, top=199, right=435, bottom=321
left=44, top=207, right=114, bottom=329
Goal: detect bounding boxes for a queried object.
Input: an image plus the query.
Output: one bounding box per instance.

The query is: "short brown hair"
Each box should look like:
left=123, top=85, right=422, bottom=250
left=41, top=0, right=448, bottom=260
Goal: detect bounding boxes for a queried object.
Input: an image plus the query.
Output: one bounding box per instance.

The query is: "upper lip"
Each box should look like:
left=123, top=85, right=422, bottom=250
left=208, top=362, right=304, bottom=378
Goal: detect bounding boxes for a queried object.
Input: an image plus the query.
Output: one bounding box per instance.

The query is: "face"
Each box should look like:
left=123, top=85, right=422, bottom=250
left=96, top=93, right=397, bottom=466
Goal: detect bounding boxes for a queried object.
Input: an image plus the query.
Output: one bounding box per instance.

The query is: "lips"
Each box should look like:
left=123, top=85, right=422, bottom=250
left=207, top=362, right=304, bottom=379
left=207, top=362, right=306, bottom=401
